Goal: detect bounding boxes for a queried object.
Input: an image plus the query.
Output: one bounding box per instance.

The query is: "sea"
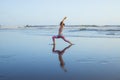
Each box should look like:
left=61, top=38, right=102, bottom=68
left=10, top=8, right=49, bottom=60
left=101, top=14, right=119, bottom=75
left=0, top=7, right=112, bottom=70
left=1, top=25, right=120, bottom=38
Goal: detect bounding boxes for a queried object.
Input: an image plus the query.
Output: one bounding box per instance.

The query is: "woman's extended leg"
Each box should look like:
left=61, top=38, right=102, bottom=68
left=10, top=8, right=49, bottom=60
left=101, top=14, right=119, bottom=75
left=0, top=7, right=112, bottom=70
left=60, top=36, right=73, bottom=45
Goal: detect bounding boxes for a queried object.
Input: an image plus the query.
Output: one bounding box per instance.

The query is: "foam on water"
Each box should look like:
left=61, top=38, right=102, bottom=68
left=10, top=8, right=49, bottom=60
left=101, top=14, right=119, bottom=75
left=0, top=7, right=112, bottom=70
left=1, top=25, right=120, bottom=38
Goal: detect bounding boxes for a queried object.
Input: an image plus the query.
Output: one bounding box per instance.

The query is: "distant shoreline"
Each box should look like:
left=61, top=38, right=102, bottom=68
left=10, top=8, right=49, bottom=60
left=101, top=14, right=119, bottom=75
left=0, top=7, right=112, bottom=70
left=1, top=25, right=120, bottom=29
left=24, top=25, right=120, bottom=28
left=0, top=25, right=120, bottom=30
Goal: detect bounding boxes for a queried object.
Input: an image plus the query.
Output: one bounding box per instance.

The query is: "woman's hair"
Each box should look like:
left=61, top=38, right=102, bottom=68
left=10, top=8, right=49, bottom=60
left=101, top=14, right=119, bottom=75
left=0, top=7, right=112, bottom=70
left=60, top=21, right=65, bottom=26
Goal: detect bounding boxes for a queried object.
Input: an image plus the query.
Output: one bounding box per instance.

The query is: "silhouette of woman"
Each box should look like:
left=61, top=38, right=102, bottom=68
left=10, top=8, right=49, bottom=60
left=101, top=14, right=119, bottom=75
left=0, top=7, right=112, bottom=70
left=52, top=17, right=73, bottom=45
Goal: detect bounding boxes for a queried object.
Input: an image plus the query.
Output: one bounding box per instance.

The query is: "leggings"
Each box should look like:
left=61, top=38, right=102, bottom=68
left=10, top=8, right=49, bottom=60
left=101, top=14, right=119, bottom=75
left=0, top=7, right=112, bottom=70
left=52, top=35, right=70, bottom=43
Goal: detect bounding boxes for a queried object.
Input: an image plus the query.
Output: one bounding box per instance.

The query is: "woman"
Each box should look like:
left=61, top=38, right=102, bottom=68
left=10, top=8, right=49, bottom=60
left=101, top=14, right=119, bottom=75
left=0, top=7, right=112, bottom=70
left=52, top=17, right=73, bottom=45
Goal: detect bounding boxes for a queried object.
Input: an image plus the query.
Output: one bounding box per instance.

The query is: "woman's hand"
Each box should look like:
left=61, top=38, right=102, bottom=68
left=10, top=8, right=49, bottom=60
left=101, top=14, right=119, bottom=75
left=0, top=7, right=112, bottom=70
left=64, top=17, right=67, bottom=20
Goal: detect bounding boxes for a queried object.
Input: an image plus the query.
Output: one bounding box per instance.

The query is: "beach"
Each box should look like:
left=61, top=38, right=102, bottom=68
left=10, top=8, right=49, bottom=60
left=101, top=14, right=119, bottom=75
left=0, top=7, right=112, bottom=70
left=0, top=27, right=120, bottom=80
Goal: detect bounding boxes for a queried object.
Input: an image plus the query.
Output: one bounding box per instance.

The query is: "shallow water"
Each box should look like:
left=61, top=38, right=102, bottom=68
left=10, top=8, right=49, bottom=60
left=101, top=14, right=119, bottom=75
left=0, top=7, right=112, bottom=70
left=0, top=29, right=120, bottom=80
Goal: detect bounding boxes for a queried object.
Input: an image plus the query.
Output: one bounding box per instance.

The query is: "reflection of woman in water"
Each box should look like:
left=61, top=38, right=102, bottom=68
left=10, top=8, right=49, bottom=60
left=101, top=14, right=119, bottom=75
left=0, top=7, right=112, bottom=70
left=52, top=44, right=72, bottom=72
left=52, top=17, right=73, bottom=45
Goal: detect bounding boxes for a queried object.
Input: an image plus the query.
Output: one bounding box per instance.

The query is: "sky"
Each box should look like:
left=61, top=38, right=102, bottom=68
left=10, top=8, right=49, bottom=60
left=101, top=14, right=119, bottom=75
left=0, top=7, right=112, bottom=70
left=0, top=0, right=120, bottom=26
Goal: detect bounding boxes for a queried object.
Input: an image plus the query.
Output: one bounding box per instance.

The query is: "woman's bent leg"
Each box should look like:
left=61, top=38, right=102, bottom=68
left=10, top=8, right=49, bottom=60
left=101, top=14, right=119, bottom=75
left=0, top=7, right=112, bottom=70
left=52, top=36, right=57, bottom=45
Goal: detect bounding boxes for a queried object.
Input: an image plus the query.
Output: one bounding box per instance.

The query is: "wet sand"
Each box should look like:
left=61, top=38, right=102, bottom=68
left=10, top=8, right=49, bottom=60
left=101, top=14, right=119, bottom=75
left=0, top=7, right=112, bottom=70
left=0, top=29, right=120, bottom=80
